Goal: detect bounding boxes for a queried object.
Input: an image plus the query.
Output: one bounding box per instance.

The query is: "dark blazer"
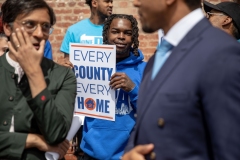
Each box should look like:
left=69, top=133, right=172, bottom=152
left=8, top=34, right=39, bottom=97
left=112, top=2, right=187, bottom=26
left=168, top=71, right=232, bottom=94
left=0, top=55, right=77, bottom=160
left=125, top=18, right=240, bottom=160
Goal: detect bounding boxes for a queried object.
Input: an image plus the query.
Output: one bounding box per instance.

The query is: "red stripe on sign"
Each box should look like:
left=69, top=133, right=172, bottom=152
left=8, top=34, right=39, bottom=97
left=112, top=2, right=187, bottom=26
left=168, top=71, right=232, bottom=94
left=71, top=45, right=114, bottom=49
left=74, top=112, right=113, bottom=120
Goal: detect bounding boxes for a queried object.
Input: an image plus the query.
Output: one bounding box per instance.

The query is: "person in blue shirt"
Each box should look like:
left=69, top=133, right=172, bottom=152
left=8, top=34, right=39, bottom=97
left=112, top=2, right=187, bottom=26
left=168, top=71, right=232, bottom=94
left=58, top=0, right=113, bottom=68
left=44, top=40, right=53, bottom=60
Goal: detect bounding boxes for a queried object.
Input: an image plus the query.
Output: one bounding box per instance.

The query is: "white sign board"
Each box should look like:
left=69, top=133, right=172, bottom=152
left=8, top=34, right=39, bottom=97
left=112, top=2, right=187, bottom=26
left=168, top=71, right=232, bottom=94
left=70, top=43, right=116, bottom=122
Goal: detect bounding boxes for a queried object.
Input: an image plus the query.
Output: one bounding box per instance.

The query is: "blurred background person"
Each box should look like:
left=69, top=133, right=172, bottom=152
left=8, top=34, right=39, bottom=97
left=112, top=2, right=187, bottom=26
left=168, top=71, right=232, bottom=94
left=203, top=1, right=240, bottom=40
left=0, top=33, right=8, bottom=56
left=0, top=12, right=8, bottom=56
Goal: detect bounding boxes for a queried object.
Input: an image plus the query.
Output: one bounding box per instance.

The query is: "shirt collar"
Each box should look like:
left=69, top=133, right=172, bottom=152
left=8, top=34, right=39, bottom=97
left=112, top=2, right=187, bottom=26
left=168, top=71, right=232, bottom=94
left=164, top=8, right=204, bottom=47
left=6, top=52, right=24, bottom=82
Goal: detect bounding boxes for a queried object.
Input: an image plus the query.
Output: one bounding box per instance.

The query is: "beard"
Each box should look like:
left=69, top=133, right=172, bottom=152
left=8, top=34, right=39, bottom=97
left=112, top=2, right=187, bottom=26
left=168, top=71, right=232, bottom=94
left=142, top=25, right=156, bottom=33
left=97, top=10, right=108, bottom=21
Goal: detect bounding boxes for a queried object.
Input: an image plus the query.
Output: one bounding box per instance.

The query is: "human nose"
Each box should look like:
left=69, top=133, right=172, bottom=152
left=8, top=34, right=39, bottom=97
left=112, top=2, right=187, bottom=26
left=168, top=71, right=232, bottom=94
left=108, top=2, right=113, bottom=7
left=118, top=32, right=125, bottom=39
left=133, top=0, right=141, bottom=7
left=31, top=25, right=45, bottom=38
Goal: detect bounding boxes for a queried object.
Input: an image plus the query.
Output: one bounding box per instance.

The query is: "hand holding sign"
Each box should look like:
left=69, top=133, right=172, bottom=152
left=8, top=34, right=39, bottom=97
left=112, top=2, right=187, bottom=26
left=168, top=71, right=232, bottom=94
left=71, top=44, right=116, bottom=121
left=110, top=72, right=135, bottom=92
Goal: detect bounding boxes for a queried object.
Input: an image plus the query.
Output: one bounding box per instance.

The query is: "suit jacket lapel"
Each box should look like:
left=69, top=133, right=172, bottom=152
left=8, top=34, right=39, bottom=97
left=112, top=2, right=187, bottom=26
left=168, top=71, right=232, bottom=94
left=136, top=18, right=211, bottom=125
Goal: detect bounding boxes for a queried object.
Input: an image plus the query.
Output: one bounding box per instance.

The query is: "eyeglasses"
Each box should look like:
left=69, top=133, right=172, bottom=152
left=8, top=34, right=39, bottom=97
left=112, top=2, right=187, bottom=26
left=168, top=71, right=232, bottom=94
left=206, top=12, right=226, bottom=19
left=12, top=20, right=54, bottom=36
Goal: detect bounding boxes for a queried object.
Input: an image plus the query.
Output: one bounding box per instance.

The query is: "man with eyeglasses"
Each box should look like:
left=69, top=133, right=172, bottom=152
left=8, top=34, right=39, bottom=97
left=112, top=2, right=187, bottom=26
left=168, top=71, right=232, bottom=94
left=203, top=1, right=240, bottom=40
left=0, top=0, right=76, bottom=159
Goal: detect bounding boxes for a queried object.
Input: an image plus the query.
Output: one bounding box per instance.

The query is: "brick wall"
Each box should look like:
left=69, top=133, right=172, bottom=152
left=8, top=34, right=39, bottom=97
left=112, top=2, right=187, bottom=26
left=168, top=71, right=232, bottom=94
left=44, top=0, right=234, bottom=62
left=0, top=0, right=235, bottom=61
left=43, top=0, right=160, bottom=62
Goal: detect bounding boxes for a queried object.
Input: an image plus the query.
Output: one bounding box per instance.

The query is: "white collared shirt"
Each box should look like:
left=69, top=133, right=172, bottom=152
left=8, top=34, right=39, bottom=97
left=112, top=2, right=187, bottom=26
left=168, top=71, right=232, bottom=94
left=164, top=8, right=205, bottom=47
left=6, top=52, right=25, bottom=132
left=6, top=52, right=24, bottom=83
left=153, top=8, right=205, bottom=79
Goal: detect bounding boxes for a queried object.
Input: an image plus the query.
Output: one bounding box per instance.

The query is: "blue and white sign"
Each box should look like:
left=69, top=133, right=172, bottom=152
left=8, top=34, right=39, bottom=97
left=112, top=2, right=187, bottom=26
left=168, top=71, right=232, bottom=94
left=70, top=43, right=116, bottom=121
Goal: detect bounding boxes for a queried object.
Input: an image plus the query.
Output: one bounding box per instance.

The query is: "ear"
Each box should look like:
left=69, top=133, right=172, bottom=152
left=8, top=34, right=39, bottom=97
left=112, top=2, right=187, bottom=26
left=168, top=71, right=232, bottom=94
left=3, top=22, right=12, bottom=37
left=166, top=0, right=176, bottom=6
left=92, top=0, right=98, bottom=8
left=222, top=16, right=232, bottom=26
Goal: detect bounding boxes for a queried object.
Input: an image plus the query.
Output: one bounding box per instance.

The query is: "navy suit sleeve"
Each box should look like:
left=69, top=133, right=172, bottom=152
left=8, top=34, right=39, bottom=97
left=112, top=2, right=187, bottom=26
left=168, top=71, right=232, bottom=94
left=201, top=44, right=240, bottom=159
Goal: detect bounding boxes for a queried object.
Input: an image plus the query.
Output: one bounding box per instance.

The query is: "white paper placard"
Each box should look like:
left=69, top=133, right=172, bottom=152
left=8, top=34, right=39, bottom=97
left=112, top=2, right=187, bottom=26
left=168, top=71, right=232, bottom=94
left=70, top=43, right=116, bottom=122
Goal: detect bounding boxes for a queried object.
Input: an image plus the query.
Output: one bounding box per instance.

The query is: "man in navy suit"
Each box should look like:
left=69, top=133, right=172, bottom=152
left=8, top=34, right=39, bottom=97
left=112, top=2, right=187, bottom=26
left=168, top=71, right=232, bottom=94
left=122, top=0, right=240, bottom=159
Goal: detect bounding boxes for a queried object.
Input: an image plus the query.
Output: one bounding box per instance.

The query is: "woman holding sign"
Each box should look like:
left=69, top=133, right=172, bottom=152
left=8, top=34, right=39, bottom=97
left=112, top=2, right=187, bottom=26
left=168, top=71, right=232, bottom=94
left=79, top=14, right=146, bottom=160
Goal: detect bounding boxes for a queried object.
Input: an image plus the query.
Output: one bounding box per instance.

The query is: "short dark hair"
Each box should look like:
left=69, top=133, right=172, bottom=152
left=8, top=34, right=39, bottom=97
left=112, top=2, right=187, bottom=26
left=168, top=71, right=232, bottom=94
left=184, top=0, right=201, bottom=10
left=85, top=0, right=92, bottom=8
left=1, top=0, right=56, bottom=25
left=102, top=14, right=139, bottom=56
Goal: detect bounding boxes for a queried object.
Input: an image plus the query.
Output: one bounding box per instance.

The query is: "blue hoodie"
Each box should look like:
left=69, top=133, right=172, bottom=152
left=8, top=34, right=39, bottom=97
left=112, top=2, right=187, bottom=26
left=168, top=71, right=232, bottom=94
left=80, top=49, right=147, bottom=160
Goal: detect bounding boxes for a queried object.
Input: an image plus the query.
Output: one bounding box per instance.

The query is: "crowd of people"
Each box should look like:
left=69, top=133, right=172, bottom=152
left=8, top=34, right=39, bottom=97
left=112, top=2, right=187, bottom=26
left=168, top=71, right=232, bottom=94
left=0, top=0, right=240, bottom=160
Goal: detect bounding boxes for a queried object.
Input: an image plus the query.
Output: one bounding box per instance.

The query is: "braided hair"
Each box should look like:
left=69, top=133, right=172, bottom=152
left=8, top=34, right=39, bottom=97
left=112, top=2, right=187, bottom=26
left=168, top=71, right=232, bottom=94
left=102, top=14, right=139, bottom=56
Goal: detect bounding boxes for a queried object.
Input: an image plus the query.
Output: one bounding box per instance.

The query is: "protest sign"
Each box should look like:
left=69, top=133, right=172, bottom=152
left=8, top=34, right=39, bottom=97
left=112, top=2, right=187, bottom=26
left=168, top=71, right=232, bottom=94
left=70, top=44, right=116, bottom=122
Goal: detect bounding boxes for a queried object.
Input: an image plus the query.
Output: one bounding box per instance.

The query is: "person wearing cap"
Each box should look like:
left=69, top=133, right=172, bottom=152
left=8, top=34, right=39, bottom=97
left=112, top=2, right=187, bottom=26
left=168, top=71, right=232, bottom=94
left=203, top=1, right=240, bottom=40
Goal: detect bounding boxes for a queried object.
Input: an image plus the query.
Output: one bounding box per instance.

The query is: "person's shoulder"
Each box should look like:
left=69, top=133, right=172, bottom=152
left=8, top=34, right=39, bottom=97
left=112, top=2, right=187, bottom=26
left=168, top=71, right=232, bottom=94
left=41, top=58, right=75, bottom=77
left=203, top=26, right=236, bottom=43
left=68, top=18, right=90, bottom=30
left=197, top=25, right=240, bottom=53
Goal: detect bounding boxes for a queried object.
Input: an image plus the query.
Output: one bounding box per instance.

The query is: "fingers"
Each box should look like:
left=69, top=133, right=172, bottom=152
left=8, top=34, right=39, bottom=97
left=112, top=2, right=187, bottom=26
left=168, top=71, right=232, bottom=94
left=122, top=144, right=154, bottom=160
left=64, top=60, right=74, bottom=68
left=22, top=27, right=32, bottom=45
left=110, top=72, right=135, bottom=91
left=110, top=78, right=125, bottom=90
left=38, top=39, right=45, bottom=55
left=57, top=57, right=73, bottom=68
left=110, top=72, right=125, bottom=85
left=135, top=144, right=154, bottom=154
left=11, top=32, right=21, bottom=52
left=57, top=140, right=70, bottom=159
left=110, top=72, right=124, bottom=80
left=15, top=28, right=26, bottom=46
left=61, top=140, right=70, bottom=153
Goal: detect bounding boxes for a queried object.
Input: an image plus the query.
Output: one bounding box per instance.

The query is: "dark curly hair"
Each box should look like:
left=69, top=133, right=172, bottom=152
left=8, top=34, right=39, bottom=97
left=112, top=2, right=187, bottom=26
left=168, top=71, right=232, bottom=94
left=102, top=14, right=139, bottom=56
left=85, top=0, right=92, bottom=8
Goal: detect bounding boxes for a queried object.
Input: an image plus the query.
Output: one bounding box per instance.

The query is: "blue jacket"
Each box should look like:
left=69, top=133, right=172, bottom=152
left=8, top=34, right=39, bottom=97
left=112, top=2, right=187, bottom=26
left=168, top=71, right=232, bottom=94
left=80, top=49, right=146, bottom=160
left=44, top=40, right=53, bottom=60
